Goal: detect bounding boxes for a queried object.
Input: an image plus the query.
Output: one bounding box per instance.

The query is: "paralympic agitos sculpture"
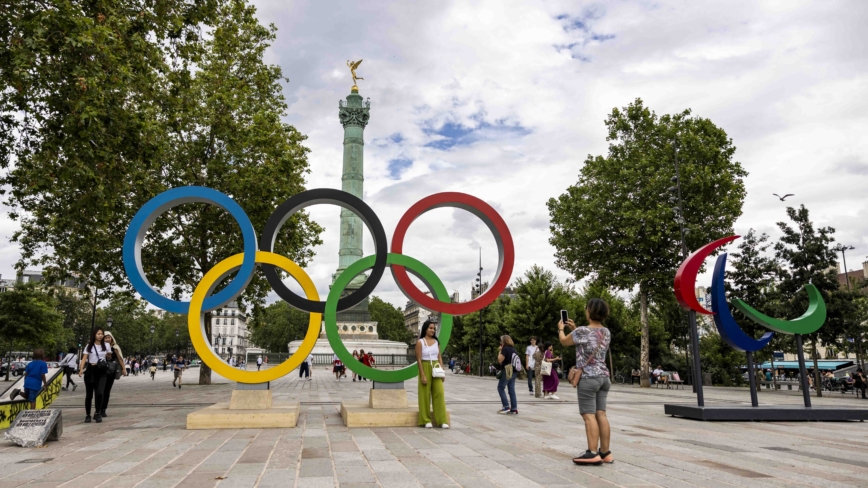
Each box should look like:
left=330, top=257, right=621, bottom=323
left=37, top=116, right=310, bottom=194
left=123, top=187, right=514, bottom=384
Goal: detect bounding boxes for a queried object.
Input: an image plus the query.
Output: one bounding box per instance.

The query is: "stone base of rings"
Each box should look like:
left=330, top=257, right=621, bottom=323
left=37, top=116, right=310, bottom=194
left=340, top=390, right=450, bottom=427
left=186, top=402, right=299, bottom=429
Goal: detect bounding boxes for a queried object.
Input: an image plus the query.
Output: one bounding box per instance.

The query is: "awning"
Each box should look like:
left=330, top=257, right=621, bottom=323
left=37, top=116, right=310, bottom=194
left=754, top=360, right=854, bottom=371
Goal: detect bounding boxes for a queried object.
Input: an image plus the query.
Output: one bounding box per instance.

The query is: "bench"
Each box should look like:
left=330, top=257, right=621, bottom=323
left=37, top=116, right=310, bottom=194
left=758, top=380, right=802, bottom=390
left=668, top=379, right=684, bottom=390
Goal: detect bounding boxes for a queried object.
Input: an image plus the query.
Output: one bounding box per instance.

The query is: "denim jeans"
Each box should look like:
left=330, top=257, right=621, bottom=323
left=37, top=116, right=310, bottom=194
left=498, top=372, right=517, bottom=410
left=527, top=371, right=534, bottom=392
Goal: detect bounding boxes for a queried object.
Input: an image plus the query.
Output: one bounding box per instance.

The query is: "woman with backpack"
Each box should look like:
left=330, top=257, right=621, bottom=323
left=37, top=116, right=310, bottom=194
left=496, top=335, right=519, bottom=415
left=558, top=298, right=613, bottom=466
left=78, top=328, right=108, bottom=423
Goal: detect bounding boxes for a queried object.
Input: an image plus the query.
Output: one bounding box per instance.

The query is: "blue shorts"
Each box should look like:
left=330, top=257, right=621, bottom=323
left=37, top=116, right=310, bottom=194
left=23, top=388, right=39, bottom=403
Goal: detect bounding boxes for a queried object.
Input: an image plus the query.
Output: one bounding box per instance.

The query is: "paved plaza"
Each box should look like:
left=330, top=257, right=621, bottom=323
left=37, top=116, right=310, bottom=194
left=2, top=367, right=868, bottom=488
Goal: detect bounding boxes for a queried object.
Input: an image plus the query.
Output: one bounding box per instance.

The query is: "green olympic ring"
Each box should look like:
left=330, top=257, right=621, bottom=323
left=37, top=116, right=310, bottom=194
left=731, top=284, right=826, bottom=336
left=325, top=253, right=453, bottom=383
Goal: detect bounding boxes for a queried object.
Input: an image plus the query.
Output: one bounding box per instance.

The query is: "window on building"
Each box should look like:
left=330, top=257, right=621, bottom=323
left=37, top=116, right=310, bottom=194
left=232, top=310, right=236, bottom=316
left=231, top=319, right=235, bottom=325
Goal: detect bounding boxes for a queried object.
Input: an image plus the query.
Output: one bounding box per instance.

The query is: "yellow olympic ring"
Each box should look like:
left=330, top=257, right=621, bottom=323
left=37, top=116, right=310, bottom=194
left=188, top=251, right=321, bottom=384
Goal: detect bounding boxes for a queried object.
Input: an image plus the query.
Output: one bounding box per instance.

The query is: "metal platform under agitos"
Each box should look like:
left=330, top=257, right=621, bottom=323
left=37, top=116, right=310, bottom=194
left=664, top=404, right=868, bottom=421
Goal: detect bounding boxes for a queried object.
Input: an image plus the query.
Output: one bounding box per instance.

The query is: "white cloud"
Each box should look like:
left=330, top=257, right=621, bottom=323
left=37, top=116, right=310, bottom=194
left=3, top=0, right=868, bottom=310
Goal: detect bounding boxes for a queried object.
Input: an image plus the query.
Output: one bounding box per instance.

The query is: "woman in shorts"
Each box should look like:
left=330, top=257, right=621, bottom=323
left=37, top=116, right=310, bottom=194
left=558, top=298, right=612, bottom=466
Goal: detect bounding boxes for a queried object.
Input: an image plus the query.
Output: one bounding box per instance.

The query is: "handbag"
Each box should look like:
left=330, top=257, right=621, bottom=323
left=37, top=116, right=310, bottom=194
left=495, top=369, right=503, bottom=380
left=541, top=361, right=553, bottom=376
left=431, top=362, right=446, bottom=378
left=569, top=337, right=606, bottom=388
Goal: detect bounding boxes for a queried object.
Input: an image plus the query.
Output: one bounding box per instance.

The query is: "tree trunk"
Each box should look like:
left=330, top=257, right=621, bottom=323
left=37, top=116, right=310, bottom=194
left=857, top=332, right=865, bottom=373
left=198, top=312, right=212, bottom=385
left=812, top=339, right=821, bottom=398
left=640, top=287, right=650, bottom=388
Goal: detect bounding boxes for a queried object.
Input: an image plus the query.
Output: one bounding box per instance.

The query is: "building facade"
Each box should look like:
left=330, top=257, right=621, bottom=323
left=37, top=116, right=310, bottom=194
left=211, top=301, right=250, bottom=362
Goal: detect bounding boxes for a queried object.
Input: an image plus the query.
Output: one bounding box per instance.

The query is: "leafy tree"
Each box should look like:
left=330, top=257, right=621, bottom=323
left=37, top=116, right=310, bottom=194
left=725, top=229, right=785, bottom=374
left=503, top=266, right=569, bottom=350
left=456, top=296, right=511, bottom=375
left=548, top=98, right=747, bottom=386
left=774, top=205, right=839, bottom=397
left=248, top=301, right=310, bottom=353
left=52, top=288, right=93, bottom=353
left=0, top=283, right=64, bottom=380
left=1, top=0, right=323, bottom=384
left=369, top=297, right=413, bottom=345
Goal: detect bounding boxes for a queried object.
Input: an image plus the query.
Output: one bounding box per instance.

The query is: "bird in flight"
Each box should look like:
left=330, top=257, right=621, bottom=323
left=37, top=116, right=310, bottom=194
left=773, top=193, right=794, bottom=201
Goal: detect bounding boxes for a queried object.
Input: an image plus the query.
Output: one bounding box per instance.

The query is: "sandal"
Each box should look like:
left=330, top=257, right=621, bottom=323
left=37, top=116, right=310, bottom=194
left=598, top=450, right=614, bottom=464
left=572, top=450, right=602, bottom=466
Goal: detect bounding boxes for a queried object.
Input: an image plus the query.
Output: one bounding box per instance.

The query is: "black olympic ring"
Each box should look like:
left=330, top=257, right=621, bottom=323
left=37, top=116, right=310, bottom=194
left=259, top=188, right=388, bottom=314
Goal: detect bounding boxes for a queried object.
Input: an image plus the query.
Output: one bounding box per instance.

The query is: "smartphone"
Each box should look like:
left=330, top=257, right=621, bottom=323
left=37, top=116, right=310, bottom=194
left=560, top=310, right=569, bottom=324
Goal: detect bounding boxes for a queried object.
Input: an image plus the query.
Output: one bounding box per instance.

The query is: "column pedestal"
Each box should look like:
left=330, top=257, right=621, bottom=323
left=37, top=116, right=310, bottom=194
left=340, top=382, right=450, bottom=427
left=186, top=382, right=299, bottom=429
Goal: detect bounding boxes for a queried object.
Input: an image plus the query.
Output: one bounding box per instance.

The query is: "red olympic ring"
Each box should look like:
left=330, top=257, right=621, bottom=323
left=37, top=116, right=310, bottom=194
left=390, top=192, right=514, bottom=315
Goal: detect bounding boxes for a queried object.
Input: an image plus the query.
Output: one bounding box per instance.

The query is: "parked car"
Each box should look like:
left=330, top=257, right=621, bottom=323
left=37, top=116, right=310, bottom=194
left=4, top=362, right=29, bottom=377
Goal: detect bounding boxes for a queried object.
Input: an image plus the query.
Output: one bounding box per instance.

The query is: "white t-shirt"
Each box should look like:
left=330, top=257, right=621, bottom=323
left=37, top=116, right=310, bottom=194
left=257, top=357, right=263, bottom=365
left=652, top=368, right=664, bottom=376
left=525, top=345, right=538, bottom=368
left=86, top=344, right=107, bottom=364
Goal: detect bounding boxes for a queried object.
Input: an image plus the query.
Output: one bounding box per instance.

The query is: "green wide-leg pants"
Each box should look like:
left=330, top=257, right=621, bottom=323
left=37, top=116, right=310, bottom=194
left=418, top=361, right=448, bottom=426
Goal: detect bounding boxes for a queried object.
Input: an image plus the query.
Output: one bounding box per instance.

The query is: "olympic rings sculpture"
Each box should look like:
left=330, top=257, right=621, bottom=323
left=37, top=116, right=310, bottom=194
left=123, top=186, right=514, bottom=383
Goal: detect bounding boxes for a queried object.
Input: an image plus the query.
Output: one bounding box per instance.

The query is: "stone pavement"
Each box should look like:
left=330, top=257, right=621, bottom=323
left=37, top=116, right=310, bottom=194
left=2, top=366, right=868, bottom=488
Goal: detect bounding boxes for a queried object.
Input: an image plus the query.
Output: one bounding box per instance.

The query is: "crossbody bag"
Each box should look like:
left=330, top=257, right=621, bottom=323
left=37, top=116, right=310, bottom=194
left=568, top=332, right=605, bottom=388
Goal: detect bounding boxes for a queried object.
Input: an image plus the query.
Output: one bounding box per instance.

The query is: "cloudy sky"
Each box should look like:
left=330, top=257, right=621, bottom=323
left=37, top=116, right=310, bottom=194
left=2, top=0, right=867, bottom=311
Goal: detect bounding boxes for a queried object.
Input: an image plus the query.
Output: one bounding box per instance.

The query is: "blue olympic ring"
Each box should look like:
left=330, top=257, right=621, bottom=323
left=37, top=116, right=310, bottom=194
left=123, top=186, right=258, bottom=314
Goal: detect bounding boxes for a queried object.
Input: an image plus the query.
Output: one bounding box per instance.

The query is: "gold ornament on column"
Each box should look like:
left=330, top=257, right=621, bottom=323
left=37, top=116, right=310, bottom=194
left=347, top=59, right=364, bottom=92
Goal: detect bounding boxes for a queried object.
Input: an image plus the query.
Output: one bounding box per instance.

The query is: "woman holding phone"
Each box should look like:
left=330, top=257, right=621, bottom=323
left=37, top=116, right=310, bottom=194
left=558, top=299, right=612, bottom=466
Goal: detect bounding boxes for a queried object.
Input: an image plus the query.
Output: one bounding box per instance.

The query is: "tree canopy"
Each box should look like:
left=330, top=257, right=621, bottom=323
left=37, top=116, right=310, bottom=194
left=548, top=98, right=747, bottom=386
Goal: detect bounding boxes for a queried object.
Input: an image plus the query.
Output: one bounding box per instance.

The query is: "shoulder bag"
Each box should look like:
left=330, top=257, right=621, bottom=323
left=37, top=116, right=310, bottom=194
left=431, top=362, right=446, bottom=378
left=541, top=361, right=553, bottom=376
left=569, top=333, right=606, bottom=388
left=89, top=345, right=108, bottom=372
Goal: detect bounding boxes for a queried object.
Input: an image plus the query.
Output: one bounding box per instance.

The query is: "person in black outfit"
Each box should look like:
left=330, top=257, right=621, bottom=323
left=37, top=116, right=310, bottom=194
left=100, top=331, right=127, bottom=417
left=79, top=328, right=108, bottom=423
left=854, top=369, right=867, bottom=399
left=496, top=335, right=519, bottom=415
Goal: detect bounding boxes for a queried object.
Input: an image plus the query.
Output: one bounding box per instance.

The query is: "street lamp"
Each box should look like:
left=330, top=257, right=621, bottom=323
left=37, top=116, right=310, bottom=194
left=476, top=247, right=485, bottom=377
left=833, top=244, right=856, bottom=291
left=106, top=316, right=113, bottom=330
left=667, top=145, right=704, bottom=406
left=150, top=324, right=155, bottom=358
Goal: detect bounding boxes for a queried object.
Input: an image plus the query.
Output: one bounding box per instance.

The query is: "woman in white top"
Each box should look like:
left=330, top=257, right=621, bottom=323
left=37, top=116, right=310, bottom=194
left=61, top=347, right=78, bottom=391
left=78, top=328, right=108, bottom=423
left=415, top=320, right=448, bottom=429
left=100, top=331, right=127, bottom=418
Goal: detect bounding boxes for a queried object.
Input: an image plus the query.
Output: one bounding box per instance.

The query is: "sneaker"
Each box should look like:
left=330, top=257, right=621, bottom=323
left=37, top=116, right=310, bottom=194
left=424, top=422, right=433, bottom=428
left=598, top=450, right=614, bottom=464
left=550, top=394, right=560, bottom=400
left=308, top=378, right=312, bottom=381
left=508, top=410, right=518, bottom=415
left=544, top=393, right=551, bottom=399
left=72, top=384, right=77, bottom=391
left=529, top=391, right=534, bottom=395
left=100, top=410, right=108, bottom=417
left=94, top=413, right=102, bottom=423
left=441, top=424, right=450, bottom=429
left=497, top=408, right=510, bottom=414
left=572, top=450, right=602, bottom=466
left=179, top=385, right=181, bottom=389
left=62, top=387, right=67, bottom=391
left=85, top=415, right=91, bottom=423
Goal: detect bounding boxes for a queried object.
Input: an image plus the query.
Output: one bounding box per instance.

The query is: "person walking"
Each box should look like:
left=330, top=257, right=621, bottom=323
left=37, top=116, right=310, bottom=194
left=79, top=328, right=109, bottom=423
left=496, top=335, right=519, bottom=415
left=257, top=356, right=263, bottom=371
left=533, top=343, right=544, bottom=398
left=854, top=368, right=867, bottom=399
left=150, top=362, right=157, bottom=379
left=558, top=298, right=613, bottom=466
left=416, top=320, right=448, bottom=429
left=352, top=350, right=360, bottom=381
left=359, top=349, right=370, bottom=381
left=299, top=354, right=311, bottom=380
left=525, top=337, right=539, bottom=396
left=100, top=331, right=127, bottom=418
left=542, top=342, right=562, bottom=399
left=60, top=347, right=78, bottom=391
left=333, top=354, right=344, bottom=380
left=173, top=355, right=186, bottom=388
